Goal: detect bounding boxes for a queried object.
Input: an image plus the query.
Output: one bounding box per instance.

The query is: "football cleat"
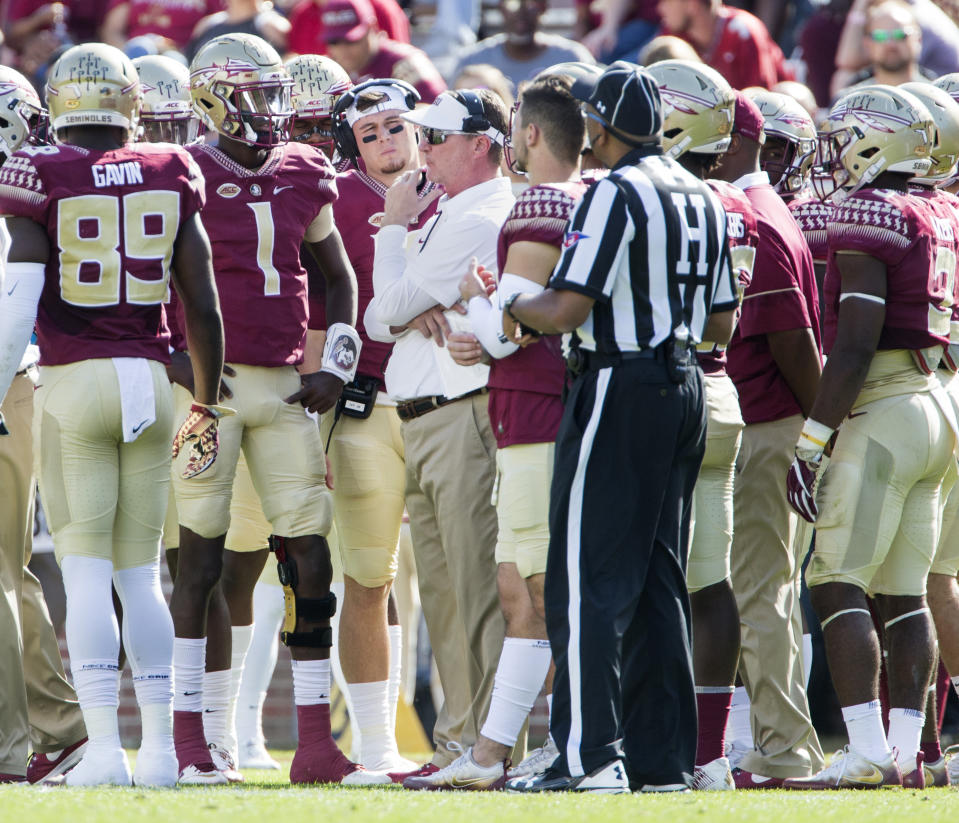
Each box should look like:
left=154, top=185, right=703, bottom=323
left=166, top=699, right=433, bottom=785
left=0, top=774, right=27, bottom=783
left=506, top=758, right=630, bottom=794
left=290, top=738, right=390, bottom=786
left=693, top=756, right=735, bottom=791
left=922, top=755, right=949, bottom=787
left=178, top=762, right=229, bottom=785
left=942, top=743, right=959, bottom=785
left=782, top=747, right=901, bottom=790
left=732, top=768, right=784, bottom=789
left=46, top=43, right=140, bottom=141
left=387, top=761, right=438, bottom=784
left=901, top=753, right=926, bottom=790
left=507, top=738, right=559, bottom=780
left=132, top=743, right=178, bottom=788
left=26, top=737, right=87, bottom=784
left=364, top=753, right=419, bottom=774
left=403, top=747, right=507, bottom=791
left=209, top=743, right=244, bottom=783
left=60, top=748, right=133, bottom=787
left=238, top=739, right=281, bottom=770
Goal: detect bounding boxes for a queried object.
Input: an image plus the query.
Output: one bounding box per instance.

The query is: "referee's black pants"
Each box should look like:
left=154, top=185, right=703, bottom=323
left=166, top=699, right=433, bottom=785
left=545, top=358, right=706, bottom=787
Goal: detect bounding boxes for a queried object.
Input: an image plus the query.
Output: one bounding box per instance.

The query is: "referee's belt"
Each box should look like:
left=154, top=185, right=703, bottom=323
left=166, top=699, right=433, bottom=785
left=395, top=387, right=488, bottom=421
left=566, top=346, right=665, bottom=375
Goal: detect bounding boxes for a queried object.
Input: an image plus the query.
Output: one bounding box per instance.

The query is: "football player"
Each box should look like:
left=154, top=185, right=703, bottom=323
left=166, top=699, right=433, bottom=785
left=170, top=33, right=384, bottom=786
left=901, top=80, right=959, bottom=788
left=287, top=54, right=353, bottom=167
left=321, top=78, right=439, bottom=775
left=0, top=65, right=90, bottom=786
left=783, top=85, right=954, bottom=790
left=645, top=59, right=756, bottom=792
left=411, top=71, right=588, bottom=790
left=133, top=55, right=200, bottom=146
left=0, top=43, right=225, bottom=787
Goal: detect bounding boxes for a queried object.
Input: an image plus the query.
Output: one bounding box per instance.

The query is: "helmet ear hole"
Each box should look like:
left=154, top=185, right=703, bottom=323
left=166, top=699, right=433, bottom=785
left=859, top=146, right=880, bottom=159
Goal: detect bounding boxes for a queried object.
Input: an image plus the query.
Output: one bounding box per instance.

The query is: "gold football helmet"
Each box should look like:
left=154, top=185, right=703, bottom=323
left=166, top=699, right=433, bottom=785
left=285, top=54, right=352, bottom=151
left=0, top=66, right=47, bottom=157
left=746, top=89, right=816, bottom=194
left=902, top=82, right=959, bottom=182
left=814, top=84, right=933, bottom=200
left=46, top=43, right=140, bottom=139
left=646, top=59, right=734, bottom=157
left=190, top=33, right=293, bottom=147
left=935, top=73, right=959, bottom=106
left=134, top=55, right=199, bottom=145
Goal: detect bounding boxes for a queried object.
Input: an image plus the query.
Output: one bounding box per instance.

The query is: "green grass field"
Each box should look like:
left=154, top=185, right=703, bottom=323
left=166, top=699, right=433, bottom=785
left=3, top=751, right=958, bottom=823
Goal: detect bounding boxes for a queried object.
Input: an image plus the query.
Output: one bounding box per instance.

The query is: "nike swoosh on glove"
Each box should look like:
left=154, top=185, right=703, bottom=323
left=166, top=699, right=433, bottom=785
left=786, top=454, right=819, bottom=523
left=172, top=403, right=234, bottom=479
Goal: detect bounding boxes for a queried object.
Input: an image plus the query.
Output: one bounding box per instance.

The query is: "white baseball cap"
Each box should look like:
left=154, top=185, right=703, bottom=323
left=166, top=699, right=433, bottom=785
left=402, top=90, right=504, bottom=145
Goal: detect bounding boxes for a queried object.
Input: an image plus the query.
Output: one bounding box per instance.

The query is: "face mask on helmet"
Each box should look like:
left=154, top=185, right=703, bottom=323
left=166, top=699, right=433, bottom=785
left=812, top=127, right=855, bottom=201
left=0, top=93, right=49, bottom=158
left=217, top=80, right=294, bottom=147
left=139, top=117, right=200, bottom=145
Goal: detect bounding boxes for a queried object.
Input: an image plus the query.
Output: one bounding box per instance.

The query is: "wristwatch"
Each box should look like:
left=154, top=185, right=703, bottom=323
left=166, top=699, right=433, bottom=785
left=503, top=292, right=541, bottom=338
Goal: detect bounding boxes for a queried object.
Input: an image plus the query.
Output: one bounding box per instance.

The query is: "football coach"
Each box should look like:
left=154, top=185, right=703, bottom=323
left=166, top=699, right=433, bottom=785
left=502, top=62, right=740, bottom=793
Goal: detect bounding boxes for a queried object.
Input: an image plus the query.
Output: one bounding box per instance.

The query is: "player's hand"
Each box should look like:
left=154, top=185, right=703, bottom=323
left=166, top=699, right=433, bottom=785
left=382, top=168, right=443, bottom=227
left=406, top=304, right=465, bottom=347
left=166, top=351, right=234, bottom=400
left=0, top=411, right=9, bottom=436
left=284, top=371, right=343, bottom=414
left=447, top=332, right=484, bottom=366
left=786, top=453, right=820, bottom=523
left=172, top=403, right=234, bottom=479
left=459, top=257, right=488, bottom=302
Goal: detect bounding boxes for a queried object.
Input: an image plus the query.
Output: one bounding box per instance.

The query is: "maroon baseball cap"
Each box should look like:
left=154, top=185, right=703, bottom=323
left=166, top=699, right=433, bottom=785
left=733, top=90, right=766, bottom=144
left=321, top=0, right=376, bottom=42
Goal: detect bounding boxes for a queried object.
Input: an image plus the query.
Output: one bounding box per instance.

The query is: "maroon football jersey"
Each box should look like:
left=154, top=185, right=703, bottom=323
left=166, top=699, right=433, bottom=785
left=823, top=188, right=950, bottom=356
left=0, top=142, right=204, bottom=366
left=188, top=141, right=337, bottom=367
left=726, top=180, right=821, bottom=425
left=700, top=179, right=759, bottom=376
left=789, top=190, right=833, bottom=265
left=921, top=187, right=959, bottom=370
left=488, top=182, right=587, bottom=449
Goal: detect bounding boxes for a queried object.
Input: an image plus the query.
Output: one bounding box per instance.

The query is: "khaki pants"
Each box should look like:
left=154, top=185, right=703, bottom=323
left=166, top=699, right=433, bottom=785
left=0, top=375, right=84, bottom=774
left=401, top=394, right=507, bottom=767
left=731, top=414, right=824, bottom=779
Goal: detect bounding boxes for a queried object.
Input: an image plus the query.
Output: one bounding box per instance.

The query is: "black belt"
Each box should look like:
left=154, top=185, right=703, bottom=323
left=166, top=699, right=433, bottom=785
left=566, top=347, right=664, bottom=376
left=396, top=387, right=487, bottom=421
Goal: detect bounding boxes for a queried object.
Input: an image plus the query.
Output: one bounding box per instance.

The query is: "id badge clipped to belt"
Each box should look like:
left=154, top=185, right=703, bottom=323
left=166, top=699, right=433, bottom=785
left=337, top=374, right=379, bottom=420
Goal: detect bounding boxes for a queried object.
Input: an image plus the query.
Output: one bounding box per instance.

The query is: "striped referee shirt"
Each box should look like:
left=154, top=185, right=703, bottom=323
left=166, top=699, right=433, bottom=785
left=551, top=145, right=738, bottom=355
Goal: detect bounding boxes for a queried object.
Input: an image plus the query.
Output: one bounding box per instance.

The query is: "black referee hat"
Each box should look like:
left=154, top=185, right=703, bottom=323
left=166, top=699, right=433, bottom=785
left=572, top=61, right=663, bottom=140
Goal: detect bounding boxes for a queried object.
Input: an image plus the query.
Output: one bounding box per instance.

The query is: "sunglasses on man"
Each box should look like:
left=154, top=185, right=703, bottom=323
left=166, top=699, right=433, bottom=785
left=869, top=27, right=915, bottom=42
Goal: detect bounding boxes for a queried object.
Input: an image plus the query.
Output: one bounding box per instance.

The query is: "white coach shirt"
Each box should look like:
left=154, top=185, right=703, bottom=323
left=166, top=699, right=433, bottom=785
left=366, top=176, right=515, bottom=402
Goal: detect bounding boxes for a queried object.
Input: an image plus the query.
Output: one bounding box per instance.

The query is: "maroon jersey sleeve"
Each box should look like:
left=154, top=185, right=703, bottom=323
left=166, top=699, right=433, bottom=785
left=789, top=193, right=832, bottom=264
left=0, top=148, right=51, bottom=221
left=495, top=184, right=583, bottom=274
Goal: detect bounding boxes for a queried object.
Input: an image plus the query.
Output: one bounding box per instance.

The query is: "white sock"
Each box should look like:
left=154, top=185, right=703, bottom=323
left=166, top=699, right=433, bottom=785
left=842, top=700, right=890, bottom=762
left=726, top=686, right=753, bottom=747
left=292, top=659, right=331, bottom=706
left=73, top=666, right=121, bottom=750
left=350, top=680, right=395, bottom=766
left=173, top=637, right=206, bottom=713
left=887, top=707, right=924, bottom=771
left=802, top=633, right=813, bottom=690
left=133, top=670, right=174, bottom=746
left=202, top=669, right=232, bottom=749
left=139, top=703, right=174, bottom=750
left=224, top=624, right=254, bottom=758
left=388, top=624, right=403, bottom=734
left=237, top=582, right=283, bottom=746
left=480, top=638, right=552, bottom=747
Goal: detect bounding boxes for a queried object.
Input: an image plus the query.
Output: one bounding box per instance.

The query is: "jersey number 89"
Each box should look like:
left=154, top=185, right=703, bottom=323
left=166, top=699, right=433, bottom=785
left=56, top=190, right=180, bottom=308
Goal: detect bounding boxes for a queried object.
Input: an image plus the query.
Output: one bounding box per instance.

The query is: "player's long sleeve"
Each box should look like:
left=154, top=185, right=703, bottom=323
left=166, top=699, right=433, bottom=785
left=0, top=261, right=43, bottom=407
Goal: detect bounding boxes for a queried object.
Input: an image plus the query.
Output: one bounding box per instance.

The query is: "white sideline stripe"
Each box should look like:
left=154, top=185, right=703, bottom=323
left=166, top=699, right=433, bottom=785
left=565, top=366, right=613, bottom=778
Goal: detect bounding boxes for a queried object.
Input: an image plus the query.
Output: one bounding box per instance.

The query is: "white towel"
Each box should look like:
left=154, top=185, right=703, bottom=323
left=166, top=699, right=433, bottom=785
left=112, top=357, right=156, bottom=443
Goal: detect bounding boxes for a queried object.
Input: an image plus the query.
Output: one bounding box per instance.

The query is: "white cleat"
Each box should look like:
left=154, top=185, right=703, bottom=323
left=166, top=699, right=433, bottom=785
left=209, top=743, right=244, bottom=783
left=61, top=748, right=132, bottom=787
left=507, top=738, right=559, bottom=780
left=133, top=743, right=178, bottom=788
left=340, top=768, right=393, bottom=786
left=692, top=756, right=735, bottom=791
left=363, top=752, right=419, bottom=774
left=238, top=739, right=281, bottom=770
left=403, top=747, right=507, bottom=791
left=178, top=763, right=229, bottom=786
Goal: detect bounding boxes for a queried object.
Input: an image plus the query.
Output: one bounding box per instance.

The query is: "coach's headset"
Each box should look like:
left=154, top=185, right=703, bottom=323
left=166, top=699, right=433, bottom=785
left=332, top=78, right=420, bottom=166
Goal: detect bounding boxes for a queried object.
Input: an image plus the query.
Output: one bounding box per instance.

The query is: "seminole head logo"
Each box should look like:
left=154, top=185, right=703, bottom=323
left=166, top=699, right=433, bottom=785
left=332, top=334, right=357, bottom=371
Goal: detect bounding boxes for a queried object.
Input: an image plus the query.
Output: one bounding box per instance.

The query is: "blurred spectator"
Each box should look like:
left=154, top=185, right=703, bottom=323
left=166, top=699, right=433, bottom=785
left=795, top=0, right=850, bottom=109
left=302, top=0, right=445, bottom=102
left=186, top=0, right=289, bottom=60
left=832, top=0, right=930, bottom=99
left=100, top=0, right=222, bottom=51
left=658, top=0, right=793, bottom=90
left=638, top=33, right=699, bottom=64
left=832, top=0, right=959, bottom=99
left=5, top=0, right=107, bottom=46
left=576, top=0, right=660, bottom=63
left=726, top=0, right=816, bottom=54
left=4, top=0, right=72, bottom=81
left=447, top=0, right=593, bottom=89
left=451, top=62, right=513, bottom=107
left=288, top=0, right=409, bottom=54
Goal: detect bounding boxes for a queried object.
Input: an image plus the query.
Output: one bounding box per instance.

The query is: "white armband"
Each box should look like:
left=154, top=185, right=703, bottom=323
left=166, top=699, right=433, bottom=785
left=467, top=294, right=519, bottom=359
left=497, top=273, right=545, bottom=306
left=0, top=261, right=44, bottom=407
left=320, top=322, right=362, bottom=384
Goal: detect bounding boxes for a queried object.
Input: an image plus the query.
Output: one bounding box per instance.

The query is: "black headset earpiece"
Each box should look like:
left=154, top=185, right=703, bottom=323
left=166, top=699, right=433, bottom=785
left=332, top=78, right=420, bottom=166
left=451, top=89, right=491, bottom=134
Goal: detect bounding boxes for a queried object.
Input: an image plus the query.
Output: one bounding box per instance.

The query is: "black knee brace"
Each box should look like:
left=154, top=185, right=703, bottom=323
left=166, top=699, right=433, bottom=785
left=270, top=535, right=338, bottom=648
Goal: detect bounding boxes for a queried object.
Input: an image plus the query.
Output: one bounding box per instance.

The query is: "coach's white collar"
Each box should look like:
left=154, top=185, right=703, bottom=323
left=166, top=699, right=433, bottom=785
left=731, top=171, right=770, bottom=192
left=436, top=176, right=513, bottom=213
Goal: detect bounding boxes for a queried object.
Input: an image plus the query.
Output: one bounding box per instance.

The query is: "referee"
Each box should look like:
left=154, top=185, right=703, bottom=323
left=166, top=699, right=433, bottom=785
left=503, top=62, right=739, bottom=793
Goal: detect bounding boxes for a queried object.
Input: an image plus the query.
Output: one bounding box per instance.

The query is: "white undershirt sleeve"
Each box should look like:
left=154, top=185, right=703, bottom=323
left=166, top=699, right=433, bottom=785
left=0, top=261, right=44, bottom=407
